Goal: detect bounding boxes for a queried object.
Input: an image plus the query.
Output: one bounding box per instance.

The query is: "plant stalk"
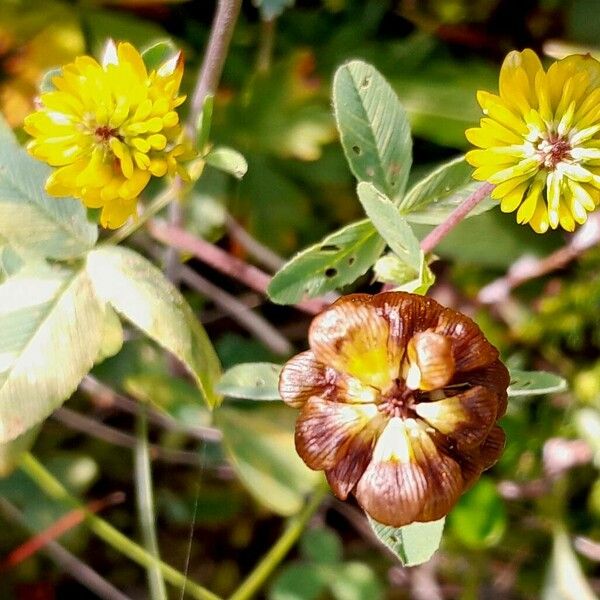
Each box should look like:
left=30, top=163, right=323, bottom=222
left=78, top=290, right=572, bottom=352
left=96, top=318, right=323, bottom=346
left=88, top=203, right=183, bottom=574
left=228, top=485, right=328, bottom=600
left=420, top=182, right=494, bottom=254
left=19, top=453, right=222, bottom=600
left=135, top=407, right=167, bottom=600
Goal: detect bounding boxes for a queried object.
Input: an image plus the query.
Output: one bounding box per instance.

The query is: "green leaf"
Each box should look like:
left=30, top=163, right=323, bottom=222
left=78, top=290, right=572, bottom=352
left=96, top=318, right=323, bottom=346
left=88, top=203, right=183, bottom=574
left=400, top=157, right=495, bottom=224
left=216, top=362, right=282, bottom=400
left=329, top=563, right=383, bottom=600
left=216, top=405, right=320, bottom=516
left=196, top=95, right=214, bottom=152
left=300, top=528, right=343, bottom=564
left=0, top=426, right=40, bottom=478
left=0, top=263, right=106, bottom=442
left=269, top=563, right=327, bottom=600
left=141, top=39, right=178, bottom=71
left=356, top=182, right=420, bottom=272
left=508, top=369, right=568, bottom=397
left=205, top=146, right=248, bottom=179
left=95, top=305, right=124, bottom=365
left=448, top=478, right=506, bottom=549
left=543, top=526, right=598, bottom=600
left=86, top=246, right=222, bottom=407
left=333, top=60, right=411, bottom=199
left=268, top=219, right=383, bottom=304
left=373, top=252, right=435, bottom=295
left=0, top=116, right=98, bottom=260
left=368, top=516, right=445, bottom=566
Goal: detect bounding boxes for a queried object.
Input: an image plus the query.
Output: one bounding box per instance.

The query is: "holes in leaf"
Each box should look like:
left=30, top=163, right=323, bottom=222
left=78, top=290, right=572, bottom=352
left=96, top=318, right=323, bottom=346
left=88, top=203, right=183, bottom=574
left=390, top=535, right=400, bottom=544
left=320, top=244, right=341, bottom=253
left=361, top=75, right=371, bottom=89
left=255, top=378, right=265, bottom=387
left=352, top=145, right=361, bottom=155
left=348, top=257, right=355, bottom=266
left=325, top=267, right=338, bottom=278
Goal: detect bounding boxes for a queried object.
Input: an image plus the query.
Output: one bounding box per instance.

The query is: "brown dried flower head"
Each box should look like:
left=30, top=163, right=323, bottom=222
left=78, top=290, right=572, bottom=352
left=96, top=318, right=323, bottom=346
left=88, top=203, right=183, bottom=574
left=279, top=292, right=509, bottom=527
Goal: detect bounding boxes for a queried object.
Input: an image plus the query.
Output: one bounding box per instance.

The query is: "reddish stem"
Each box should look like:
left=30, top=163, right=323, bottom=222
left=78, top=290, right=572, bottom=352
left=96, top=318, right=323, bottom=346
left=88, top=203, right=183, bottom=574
left=420, top=182, right=495, bottom=255
left=148, top=221, right=327, bottom=315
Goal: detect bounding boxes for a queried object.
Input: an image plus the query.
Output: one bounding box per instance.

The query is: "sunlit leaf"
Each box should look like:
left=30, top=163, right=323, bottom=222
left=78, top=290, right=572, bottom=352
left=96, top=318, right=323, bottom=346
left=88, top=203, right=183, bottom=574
left=216, top=405, right=320, bottom=515
left=205, top=146, right=248, bottom=179
left=0, top=264, right=105, bottom=442
left=0, top=116, right=98, bottom=260
left=95, top=305, right=124, bottom=365
left=368, top=516, right=445, bottom=566
left=508, top=369, right=568, bottom=397
left=268, top=219, right=383, bottom=304
left=216, top=362, right=282, bottom=400
left=86, top=246, right=222, bottom=407
left=400, top=157, right=495, bottom=224
left=333, top=60, right=411, bottom=199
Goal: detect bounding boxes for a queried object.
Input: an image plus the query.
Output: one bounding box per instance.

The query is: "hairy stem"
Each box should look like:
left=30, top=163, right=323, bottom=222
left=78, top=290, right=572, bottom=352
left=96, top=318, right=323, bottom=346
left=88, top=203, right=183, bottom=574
left=20, top=453, right=222, bottom=600
left=135, top=407, right=167, bottom=600
left=420, top=182, right=494, bottom=255
left=228, top=485, right=328, bottom=600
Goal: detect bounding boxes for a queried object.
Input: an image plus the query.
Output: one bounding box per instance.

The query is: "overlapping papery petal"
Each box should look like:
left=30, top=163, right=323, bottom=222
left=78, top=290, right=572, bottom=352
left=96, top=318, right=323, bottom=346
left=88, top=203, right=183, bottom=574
left=466, top=49, right=600, bottom=232
left=24, top=40, right=193, bottom=228
left=279, top=292, right=509, bottom=527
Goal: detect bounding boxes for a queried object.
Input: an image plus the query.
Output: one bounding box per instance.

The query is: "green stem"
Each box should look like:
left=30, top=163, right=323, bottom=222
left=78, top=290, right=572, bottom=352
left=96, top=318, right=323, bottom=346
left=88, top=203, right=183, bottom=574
left=228, top=485, right=328, bottom=600
left=135, top=407, right=167, bottom=600
left=20, top=452, right=222, bottom=600
left=104, top=187, right=176, bottom=246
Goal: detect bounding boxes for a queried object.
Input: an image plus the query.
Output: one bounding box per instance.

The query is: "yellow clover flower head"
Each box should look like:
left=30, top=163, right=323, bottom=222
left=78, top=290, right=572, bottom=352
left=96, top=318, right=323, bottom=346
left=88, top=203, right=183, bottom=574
left=466, top=49, right=600, bottom=233
left=24, top=40, right=191, bottom=229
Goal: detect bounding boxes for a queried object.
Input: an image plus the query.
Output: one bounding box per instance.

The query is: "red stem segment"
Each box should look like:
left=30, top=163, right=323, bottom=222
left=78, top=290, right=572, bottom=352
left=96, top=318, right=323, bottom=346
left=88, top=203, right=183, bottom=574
left=420, top=182, right=495, bottom=254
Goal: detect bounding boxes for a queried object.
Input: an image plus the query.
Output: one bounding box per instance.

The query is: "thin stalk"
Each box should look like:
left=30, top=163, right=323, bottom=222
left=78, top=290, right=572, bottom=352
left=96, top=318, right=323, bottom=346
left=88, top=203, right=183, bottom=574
left=228, top=486, right=328, bottom=600
left=420, top=182, right=494, bottom=254
left=135, top=407, right=167, bottom=600
left=105, top=188, right=175, bottom=246
left=20, top=453, right=222, bottom=600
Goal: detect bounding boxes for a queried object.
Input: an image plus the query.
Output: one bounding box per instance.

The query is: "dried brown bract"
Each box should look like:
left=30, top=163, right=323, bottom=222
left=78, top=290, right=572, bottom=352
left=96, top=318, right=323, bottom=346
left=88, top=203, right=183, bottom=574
left=279, top=292, right=509, bottom=527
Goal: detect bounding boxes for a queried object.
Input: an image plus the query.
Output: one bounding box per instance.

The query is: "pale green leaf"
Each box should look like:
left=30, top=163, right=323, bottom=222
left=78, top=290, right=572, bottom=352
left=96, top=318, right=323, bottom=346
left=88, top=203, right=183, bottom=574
left=574, top=408, right=600, bottom=468
left=329, top=563, right=383, bottom=600
left=141, top=39, right=178, bottom=71
left=374, top=252, right=435, bottom=295
left=196, top=95, right=214, bottom=152
left=333, top=60, right=411, bottom=199
left=39, top=67, right=62, bottom=93
left=216, top=362, right=282, bottom=400
left=86, top=246, right=221, bottom=407
left=368, top=516, right=445, bottom=566
left=205, top=146, right=248, bottom=179
left=543, top=527, right=598, bottom=600
left=268, top=219, right=384, bottom=304
left=356, top=182, right=420, bottom=272
left=508, top=369, right=568, bottom=397
left=0, top=426, right=40, bottom=478
left=95, top=305, right=124, bottom=365
left=0, top=115, right=98, bottom=260
left=216, top=405, right=320, bottom=516
left=400, top=157, right=495, bottom=224
left=0, top=264, right=106, bottom=442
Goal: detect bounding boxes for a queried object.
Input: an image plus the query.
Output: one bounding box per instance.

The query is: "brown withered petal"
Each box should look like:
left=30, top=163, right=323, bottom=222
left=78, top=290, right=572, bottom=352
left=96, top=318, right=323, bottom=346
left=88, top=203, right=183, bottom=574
left=414, top=386, right=498, bottom=450
left=406, top=330, right=455, bottom=391
left=278, top=350, right=332, bottom=407
left=325, top=417, right=381, bottom=500
left=309, top=299, right=398, bottom=389
left=279, top=291, right=510, bottom=527
left=295, top=397, right=380, bottom=470
left=435, top=307, right=499, bottom=372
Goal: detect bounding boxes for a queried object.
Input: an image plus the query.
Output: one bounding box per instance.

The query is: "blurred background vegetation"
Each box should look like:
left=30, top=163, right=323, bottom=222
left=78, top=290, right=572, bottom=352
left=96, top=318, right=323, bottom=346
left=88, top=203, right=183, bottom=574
left=1, top=0, right=600, bottom=598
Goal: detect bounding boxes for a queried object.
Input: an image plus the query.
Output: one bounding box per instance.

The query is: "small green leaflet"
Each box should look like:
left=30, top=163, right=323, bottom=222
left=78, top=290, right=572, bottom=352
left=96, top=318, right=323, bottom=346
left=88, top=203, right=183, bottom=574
left=333, top=60, right=412, bottom=200
left=368, top=516, right=445, bottom=566
left=508, top=369, right=567, bottom=397
left=267, top=219, right=384, bottom=304
left=216, top=362, right=282, bottom=400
